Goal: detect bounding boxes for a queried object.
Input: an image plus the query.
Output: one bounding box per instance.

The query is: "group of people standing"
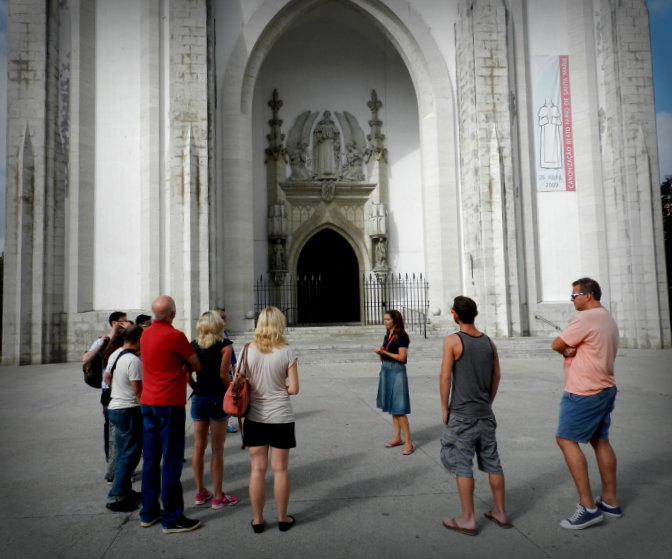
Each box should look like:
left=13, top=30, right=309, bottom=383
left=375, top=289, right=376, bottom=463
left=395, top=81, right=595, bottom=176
left=86, top=298, right=299, bottom=534
left=87, top=274, right=621, bottom=536
left=374, top=277, right=621, bottom=535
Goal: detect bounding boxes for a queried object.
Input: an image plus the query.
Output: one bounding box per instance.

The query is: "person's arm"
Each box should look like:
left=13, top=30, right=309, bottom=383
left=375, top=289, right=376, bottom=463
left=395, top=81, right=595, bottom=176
left=82, top=337, right=107, bottom=365
left=131, top=380, right=142, bottom=403
left=439, top=335, right=456, bottom=425
left=286, top=361, right=299, bottom=395
left=552, top=336, right=576, bottom=357
left=220, top=345, right=233, bottom=387
left=375, top=338, right=407, bottom=363
left=187, top=353, right=201, bottom=372
left=489, top=340, right=501, bottom=402
left=103, top=372, right=111, bottom=386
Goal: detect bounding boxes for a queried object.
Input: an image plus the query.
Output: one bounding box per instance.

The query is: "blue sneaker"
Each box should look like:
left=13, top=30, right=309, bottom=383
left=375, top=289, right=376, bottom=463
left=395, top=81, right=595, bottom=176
left=595, top=497, right=623, bottom=518
left=560, top=504, right=603, bottom=530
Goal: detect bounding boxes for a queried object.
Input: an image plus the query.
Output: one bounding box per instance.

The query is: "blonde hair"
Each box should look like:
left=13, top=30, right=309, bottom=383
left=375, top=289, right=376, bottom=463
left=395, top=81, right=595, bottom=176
left=253, top=306, right=288, bottom=353
left=196, top=310, right=225, bottom=349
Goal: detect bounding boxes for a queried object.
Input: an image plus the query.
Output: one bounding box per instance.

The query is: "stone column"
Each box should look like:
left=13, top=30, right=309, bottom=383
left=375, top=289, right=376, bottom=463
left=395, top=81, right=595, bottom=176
left=455, top=0, right=525, bottom=337
left=593, top=0, right=671, bottom=347
left=3, top=0, right=67, bottom=364
left=161, top=0, right=211, bottom=336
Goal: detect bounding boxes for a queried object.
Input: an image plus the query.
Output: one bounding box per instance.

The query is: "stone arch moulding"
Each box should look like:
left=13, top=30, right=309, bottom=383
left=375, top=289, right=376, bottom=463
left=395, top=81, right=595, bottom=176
left=287, top=223, right=368, bottom=280
left=239, top=0, right=448, bottom=116
left=220, top=0, right=461, bottom=326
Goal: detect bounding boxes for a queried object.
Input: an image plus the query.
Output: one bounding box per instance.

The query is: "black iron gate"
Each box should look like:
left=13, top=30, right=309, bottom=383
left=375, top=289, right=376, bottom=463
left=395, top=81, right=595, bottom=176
left=254, top=272, right=429, bottom=336
left=362, top=273, right=429, bottom=337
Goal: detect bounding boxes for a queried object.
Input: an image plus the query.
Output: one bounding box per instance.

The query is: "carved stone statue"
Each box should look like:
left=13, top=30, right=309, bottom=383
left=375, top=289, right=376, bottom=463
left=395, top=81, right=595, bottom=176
left=285, top=110, right=318, bottom=181
left=272, top=239, right=286, bottom=270
left=335, top=111, right=366, bottom=181
left=312, top=111, right=340, bottom=178
left=375, top=237, right=388, bottom=269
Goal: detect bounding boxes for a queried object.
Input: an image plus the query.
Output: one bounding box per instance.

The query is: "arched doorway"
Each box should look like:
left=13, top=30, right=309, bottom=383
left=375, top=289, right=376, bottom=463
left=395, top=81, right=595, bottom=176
left=296, top=229, right=360, bottom=324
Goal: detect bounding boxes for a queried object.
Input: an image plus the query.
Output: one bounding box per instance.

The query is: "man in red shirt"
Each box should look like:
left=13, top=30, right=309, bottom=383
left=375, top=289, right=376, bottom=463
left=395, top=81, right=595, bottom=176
left=139, top=296, right=202, bottom=533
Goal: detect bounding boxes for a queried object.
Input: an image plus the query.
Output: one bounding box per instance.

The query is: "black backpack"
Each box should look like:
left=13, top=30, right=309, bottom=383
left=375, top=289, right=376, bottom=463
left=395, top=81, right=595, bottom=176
left=82, top=338, right=109, bottom=388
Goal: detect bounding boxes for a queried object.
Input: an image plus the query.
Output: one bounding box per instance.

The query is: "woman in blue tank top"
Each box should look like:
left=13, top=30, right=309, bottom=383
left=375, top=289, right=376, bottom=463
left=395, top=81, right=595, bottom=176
left=374, top=310, right=414, bottom=455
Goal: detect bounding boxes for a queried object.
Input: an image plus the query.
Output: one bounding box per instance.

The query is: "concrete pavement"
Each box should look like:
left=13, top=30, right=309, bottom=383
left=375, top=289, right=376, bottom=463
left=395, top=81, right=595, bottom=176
left=1, top=346, right=671, bottom=558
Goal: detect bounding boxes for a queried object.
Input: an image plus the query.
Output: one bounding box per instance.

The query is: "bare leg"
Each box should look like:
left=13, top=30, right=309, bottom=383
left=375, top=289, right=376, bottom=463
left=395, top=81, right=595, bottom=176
left=209, top=421, right=227, bottom=499
left=590, top=438, right=618, bottom=506
left=396, top=415, right=413, bottom=452
left=192, top=420, right=210, bottom=495
left=487, top=474, right=508, bottom=524
left=270, top=447, right=292, bottom=522
left=443, top=475, right=477, bottom=531
left=248, top=445, right=269, bottom=525
left=389, top=415, right=402, bottom=445
left=556, top=437, right=594, bottom=508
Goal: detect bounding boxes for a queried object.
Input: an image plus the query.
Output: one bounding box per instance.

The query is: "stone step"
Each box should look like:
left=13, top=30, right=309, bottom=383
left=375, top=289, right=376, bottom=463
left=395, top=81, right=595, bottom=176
left=228, top=325, right=556, bottom=363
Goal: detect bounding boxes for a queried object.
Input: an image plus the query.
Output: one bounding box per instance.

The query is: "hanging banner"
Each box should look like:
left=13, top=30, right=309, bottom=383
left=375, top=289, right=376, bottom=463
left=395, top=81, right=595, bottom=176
left=532, top=55, right=576, bottom=192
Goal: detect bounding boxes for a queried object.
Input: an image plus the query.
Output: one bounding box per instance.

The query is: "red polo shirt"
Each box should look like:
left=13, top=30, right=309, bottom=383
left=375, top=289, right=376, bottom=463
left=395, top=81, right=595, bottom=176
left=140, top=320, right=195, bottom=406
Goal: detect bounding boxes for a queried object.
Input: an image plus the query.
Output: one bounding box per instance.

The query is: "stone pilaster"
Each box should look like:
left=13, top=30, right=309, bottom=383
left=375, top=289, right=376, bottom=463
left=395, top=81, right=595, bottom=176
left=163, top=0, right=211, bottom=337
left=456, top=0, right=524, bottom=336
left=593, top=0, right=670, bottom=347
left=3, top=0, right=67, bottom=364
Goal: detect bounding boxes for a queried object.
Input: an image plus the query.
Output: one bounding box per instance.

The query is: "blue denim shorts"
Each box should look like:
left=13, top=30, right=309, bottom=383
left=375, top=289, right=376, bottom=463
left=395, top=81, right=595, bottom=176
left=556, top=386, right=617, bottom=443
left=440, top=414, right=503, bottom=478
left=190, top=394, right=228, bottom=422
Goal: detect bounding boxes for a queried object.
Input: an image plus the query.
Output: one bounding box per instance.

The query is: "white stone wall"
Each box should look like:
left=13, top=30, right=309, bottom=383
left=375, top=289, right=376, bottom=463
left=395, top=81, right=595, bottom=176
left=2, top=0, right=669, bottom=364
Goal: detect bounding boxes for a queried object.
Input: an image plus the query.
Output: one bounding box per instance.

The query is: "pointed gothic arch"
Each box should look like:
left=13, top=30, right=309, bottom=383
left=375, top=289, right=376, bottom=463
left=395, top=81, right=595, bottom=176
left=217, top=0, right=460, bottom=332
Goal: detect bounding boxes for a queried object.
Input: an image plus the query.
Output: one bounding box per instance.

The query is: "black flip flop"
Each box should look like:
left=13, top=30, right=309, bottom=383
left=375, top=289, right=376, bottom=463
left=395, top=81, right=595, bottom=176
left=279, top=515, right=296, bottom=532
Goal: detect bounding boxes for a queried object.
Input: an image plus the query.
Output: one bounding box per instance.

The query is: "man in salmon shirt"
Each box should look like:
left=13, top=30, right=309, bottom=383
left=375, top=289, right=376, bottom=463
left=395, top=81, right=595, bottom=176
left=139, top=296, right=201, bottom=533
left=551, top=277, right=621, bottom=530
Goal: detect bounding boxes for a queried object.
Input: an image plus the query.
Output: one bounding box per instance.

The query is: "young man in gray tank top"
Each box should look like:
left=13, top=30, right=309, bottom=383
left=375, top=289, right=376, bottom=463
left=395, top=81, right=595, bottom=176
left=439, top=296, right=510, bottom=536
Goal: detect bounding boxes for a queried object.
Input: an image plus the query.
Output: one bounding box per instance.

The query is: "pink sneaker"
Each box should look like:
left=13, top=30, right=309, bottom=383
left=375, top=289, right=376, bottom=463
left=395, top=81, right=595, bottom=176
left=211, top=494, right=239, bottom=509
left=194, top=489, right=213, bottom=505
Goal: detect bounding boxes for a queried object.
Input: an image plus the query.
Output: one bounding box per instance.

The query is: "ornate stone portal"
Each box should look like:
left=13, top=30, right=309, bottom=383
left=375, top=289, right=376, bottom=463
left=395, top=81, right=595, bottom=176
left=265, top=90, right=390, bottom=296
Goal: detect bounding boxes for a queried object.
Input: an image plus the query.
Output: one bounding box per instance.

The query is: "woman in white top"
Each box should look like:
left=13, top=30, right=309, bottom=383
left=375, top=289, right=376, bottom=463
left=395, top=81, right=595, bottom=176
left=235, top=306, right=299, bottom=533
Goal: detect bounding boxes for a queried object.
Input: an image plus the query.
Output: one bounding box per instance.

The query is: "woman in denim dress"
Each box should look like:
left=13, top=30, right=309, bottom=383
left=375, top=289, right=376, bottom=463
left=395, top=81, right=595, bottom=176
left=375, top=310, right=414, bottom=455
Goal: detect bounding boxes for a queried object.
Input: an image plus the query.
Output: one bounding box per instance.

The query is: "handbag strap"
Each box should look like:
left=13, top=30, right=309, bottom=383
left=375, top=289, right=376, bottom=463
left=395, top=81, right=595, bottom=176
left=235, top=343, right=250, bottom=378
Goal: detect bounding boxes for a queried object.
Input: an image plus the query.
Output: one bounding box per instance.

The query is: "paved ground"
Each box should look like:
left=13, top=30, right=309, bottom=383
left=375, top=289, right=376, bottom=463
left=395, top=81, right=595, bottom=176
left=1, top=346, right=671, bottom=558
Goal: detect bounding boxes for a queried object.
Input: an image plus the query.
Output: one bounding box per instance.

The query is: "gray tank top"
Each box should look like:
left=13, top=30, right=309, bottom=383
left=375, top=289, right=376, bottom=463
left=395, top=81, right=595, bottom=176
left=449, top=332, right=494, bottom=418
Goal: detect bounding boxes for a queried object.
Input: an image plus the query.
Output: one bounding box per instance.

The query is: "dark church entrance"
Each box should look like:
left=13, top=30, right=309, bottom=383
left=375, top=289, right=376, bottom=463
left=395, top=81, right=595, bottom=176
left=296, top=229, right=360, bottom=324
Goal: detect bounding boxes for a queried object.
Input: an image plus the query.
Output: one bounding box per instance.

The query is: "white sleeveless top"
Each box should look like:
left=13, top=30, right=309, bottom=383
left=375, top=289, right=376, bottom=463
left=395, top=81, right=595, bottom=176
left=244, top=345, right=297, bottom=423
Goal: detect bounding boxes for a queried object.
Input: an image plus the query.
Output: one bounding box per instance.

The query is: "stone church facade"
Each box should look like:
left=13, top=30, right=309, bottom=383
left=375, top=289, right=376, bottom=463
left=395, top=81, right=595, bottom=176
left=2, top=0, right=670, bottom=364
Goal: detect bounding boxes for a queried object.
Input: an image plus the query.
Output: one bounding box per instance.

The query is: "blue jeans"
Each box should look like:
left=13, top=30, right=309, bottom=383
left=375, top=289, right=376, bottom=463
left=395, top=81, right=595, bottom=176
left=107, top=406, right=143, bottom=502
left=140, top=405, right=186, bottom=527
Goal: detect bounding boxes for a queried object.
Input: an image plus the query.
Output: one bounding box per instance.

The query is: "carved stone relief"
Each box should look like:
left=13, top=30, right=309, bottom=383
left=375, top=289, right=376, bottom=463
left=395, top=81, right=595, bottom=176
left=266, top=90, right=389, bottom=278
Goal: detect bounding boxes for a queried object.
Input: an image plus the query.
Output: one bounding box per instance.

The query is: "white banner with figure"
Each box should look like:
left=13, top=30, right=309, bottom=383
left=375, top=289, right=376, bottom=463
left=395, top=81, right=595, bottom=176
left=532, top=55, right=576, bottom=192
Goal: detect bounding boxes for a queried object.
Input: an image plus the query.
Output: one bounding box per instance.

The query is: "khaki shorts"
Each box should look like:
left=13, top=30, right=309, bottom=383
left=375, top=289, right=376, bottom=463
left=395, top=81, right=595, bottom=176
left=440, top=414, right=503, bottom=478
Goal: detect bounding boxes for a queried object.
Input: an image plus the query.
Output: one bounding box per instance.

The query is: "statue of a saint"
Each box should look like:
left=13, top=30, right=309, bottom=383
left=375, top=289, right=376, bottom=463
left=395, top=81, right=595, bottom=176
left=273, top=239, right=286, bottom=271
left=312, top=111, right=340, bottom=178
left=375, top=238, right=388, bottom=268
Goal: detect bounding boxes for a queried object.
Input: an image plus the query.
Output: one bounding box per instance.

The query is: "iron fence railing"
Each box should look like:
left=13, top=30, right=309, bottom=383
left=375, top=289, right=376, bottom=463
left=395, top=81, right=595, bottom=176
left=362, top=273, right=429, bottom=337
left=254, top=272, right=429, bottom=336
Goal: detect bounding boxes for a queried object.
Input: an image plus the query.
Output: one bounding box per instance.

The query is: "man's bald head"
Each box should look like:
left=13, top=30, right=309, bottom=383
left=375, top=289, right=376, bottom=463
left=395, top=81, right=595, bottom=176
left=152, top=296, right=177, bottom=323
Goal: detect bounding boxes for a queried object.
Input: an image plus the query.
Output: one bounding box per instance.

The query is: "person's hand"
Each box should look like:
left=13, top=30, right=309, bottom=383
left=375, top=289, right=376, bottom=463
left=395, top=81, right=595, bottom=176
left=563, top=347, right=577, bottom=358
left=374, top=347, right=384, bottom=355
left=442, top=408, right=449, bottom=425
